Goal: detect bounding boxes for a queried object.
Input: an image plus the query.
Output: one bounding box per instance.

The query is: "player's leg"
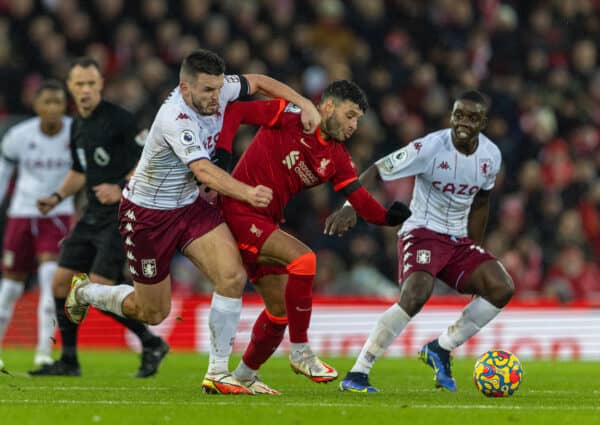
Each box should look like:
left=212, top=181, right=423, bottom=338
left=33, top=215, right=70, bottom=367
left=420, top=245, right=514, bottom=392
left=340, top=271, right=435, bottom=393
left=341, top=229, right=449, bottom=392
left=183, top=223, right=252, bottom=395
left=233, top=271, right=287, bottom=395
left=35, top=254, right=58, bottom=367
left=87, top=224, right=169, bottom=377
left=29, top=265, right=82, bottom=376
left=0, top=218, right=32, bottom=370
left=436, top=259, right=514, bottom=354
left=259, top=229, right=337, bottom=383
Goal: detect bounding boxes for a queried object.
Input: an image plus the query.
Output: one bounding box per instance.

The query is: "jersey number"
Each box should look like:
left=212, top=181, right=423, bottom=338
left=203, top=132, right=220, bottom=151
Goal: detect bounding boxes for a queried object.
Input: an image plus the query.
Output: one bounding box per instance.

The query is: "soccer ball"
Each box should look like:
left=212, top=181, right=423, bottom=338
left=473, top=350, right=523, bottom=397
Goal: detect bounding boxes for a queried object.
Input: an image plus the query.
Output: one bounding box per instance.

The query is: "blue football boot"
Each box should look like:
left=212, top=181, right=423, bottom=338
left=338, top=371, right=379, bottom=393
left=419, top=339, right=457, bottom=391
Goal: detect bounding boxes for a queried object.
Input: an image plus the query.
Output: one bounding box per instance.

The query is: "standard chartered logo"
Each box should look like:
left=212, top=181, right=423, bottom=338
left=282, top=150, right=300, bottom=169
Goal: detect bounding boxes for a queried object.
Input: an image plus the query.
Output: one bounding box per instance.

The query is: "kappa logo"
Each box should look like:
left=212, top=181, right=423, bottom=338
left=176, top=113, right=190, bottom=120
left=416, top=249, right=431, bottom=264
left=129, top=265, right=138, bottom=276
left=124, top=223, right=134, bottom=233
left=141, top=258, right=157, bottom=278
left=438, top=161, right=451, bottom=170
left=126, top=251, right=137, bottom=261
left=250, top=224, right=263, bottom=237
left=403, top=263, right=412, bottom=274
left=124, top=209, right=136, bottom=221
left=125, top=236, right=135, bottom=247
left=282, top=150, right=300, bottom=169
left=317, top=158, right=331, bottom=175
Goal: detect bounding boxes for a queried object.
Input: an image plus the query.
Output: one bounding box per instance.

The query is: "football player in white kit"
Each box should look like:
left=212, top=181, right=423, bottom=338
left=326, top=91, right=515, bottom=393
left=65, top=49, right=322, bottom=394
left=0, top=80, right=73, bottom=369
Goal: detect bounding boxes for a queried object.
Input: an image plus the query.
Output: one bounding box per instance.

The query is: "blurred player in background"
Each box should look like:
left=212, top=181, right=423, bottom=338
left=0, top=80, right=72, bottom=370
left=65, top=49, right=323, bottom=394
left=215, top=80, right=411, bottom=394
left=31, top=58, right=168, bottom=378
left=325, top=90, right=515, bottom=393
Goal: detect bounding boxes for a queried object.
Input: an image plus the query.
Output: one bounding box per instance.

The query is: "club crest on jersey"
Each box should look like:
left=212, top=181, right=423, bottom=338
left=416, top=249, right=431, bottom=264
left=480, top=159, right=491, bottom=176
left=141, top=258, right=157, bottom=278
left=317, top=158, right=331, bottom=175
left=93, top=147, right=110, bottom=166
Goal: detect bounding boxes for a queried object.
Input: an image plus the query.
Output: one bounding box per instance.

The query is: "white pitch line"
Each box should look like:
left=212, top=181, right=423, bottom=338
left=1, top=386, right=598, bottom=395
left=0, top=400, right=599, bottom=410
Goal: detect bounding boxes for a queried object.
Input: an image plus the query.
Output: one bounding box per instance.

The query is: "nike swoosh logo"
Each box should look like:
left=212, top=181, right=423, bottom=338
left=295, top=306, right=312, bottom=312
left=299, top=138, right=311, bottom=148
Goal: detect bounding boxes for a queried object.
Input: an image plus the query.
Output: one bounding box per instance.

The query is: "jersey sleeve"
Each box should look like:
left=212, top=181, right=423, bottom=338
left=0, top=127, right=19, bottom=164
left=162, top=116, right=211, bottom=166
left=118, top=110, right=144, bottom=171
left=221, top=75, right=250, bottom=103
left=218, top=99, right=286, bottom=153
left=482, top=145, right=503, bottom=191
left=375, top=138, right=432, bottom=181
left=331, top=148, right=359, bottom=193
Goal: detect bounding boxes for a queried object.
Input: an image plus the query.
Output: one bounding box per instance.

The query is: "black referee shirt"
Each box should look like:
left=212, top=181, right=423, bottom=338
left=70, top=101, right=142, bottom=220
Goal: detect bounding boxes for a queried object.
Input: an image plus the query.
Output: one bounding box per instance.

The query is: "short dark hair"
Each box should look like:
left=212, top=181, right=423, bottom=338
left=321, top=80, right=369, bottom=112
left=181, top=49, right=226, bottom=78
left=68, top=57, right=101, bottom=74
left=457, top=90, right=490, bottom=110
left=34, top=79, right=66, bottom=98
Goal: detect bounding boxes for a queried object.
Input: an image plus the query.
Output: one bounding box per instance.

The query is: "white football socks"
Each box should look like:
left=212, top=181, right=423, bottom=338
left=233, top=360, right=257, bottom=382
left=77, top=283, right=134, bottom=317
left=438, top=297, right=501, bottom=351
left=0, top=278, right=24, bottom=352
left=207, top=292, right=242, bottom=375
left=351, top=303, right=411, bottom=374
left=36, top=262, right=57, bottom=357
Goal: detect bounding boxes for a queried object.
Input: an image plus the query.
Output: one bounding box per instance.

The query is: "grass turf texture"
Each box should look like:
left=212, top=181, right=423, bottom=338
left=1, top=349, right=599, bottom=425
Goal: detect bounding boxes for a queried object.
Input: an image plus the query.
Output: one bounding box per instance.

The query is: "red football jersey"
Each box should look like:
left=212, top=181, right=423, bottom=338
left=219, top=100, right=358, bottom=221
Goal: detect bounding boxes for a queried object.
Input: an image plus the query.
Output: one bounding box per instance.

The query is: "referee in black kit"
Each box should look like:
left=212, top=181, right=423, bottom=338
left=31, top=58, right=169, bottom=377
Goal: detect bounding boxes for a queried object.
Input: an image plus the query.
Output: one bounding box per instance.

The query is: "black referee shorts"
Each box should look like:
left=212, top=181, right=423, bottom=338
left=58, top=216, right=125, bottom=281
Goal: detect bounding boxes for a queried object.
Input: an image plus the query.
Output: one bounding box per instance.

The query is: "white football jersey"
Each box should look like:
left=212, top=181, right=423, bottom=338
left=0, top=116, right=74, bottom=217
left=124, top=75, right=244, bottom=209
left=376, top=129, right=501, bottom=237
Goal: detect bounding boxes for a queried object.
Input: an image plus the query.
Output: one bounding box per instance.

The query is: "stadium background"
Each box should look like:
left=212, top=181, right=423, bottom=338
left=0, top=0, right=599, bottom=358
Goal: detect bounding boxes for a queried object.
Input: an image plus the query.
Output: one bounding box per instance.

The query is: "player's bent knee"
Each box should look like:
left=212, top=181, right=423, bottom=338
left=215, top=267, right=247, bottom=297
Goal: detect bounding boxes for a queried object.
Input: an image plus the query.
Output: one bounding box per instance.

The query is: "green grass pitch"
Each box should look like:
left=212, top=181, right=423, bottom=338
left=1, top=349, right=599, bottom=425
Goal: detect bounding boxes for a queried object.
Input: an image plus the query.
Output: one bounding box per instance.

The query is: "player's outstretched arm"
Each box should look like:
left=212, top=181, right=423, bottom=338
left=468, top=189, right=491, bottom=245
left=37, top=170, right=85, bottom=214
left=189, top=158, right=272, bottom=208
left=244, top=74, right=320, bottom=133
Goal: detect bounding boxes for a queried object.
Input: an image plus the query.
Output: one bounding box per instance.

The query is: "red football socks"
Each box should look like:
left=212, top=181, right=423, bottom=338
left=285, top=252, right=316, bottom=343
left=242, top=309, right=287, bottom=370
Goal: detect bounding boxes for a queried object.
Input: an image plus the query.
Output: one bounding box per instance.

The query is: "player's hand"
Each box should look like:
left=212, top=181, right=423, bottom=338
left=198, top=183, right=218, bottom=205
left=36, top=195, right=59, bottom=215
left=93, top=183, right=122, bottom=204
left=324, top=205, right=357, bottom=236
left=247, top=184, right=273, bottom=208
left=300, top=102, right=321, bottom=134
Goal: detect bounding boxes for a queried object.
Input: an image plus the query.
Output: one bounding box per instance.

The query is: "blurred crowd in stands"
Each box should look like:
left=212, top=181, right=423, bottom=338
left=1, top=0, right=600, bottom=302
